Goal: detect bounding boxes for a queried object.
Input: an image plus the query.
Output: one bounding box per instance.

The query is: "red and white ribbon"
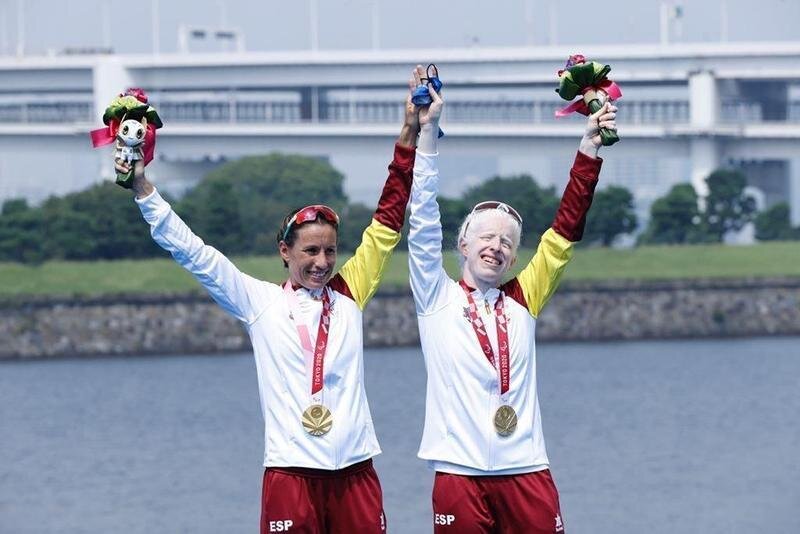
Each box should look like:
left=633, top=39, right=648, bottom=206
left=459, top=281, right=510, bottom=396
left=284, top=281, right=332, bottom=400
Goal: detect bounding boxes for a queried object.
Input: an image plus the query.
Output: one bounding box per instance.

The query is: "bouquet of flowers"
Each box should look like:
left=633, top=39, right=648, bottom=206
left=90, top=88, right=163, bottom=188
left=555, top=55, right=621, bottom=146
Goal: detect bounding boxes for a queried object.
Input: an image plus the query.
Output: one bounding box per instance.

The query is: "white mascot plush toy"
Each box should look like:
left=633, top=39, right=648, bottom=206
left=115, top=117, right=148, bottom=164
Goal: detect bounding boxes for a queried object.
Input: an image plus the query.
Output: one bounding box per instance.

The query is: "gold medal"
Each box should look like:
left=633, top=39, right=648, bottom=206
left=494, top=405, right=517, bottom=436
left=302, top=404, right=333, bottom=437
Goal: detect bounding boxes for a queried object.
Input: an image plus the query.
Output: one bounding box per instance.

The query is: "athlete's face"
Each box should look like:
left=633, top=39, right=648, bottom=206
left=279, top=222, right=338, bottom=290
left=460, top=211, right=518, bottom=289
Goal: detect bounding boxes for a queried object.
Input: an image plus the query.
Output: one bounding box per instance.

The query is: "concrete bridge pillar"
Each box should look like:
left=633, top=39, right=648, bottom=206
left=689, top=138, right=720, bottom=198
left=92, top=58, right=134, bottom=120
left=789, top=160, right=800, bottom=226
left=689, top=70, right=721, bottom=197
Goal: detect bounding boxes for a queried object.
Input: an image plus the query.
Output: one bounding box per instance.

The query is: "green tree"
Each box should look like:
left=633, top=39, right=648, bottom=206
left=1, top=198, right=30, bottom=216
left=703, top=169, right=758, bottom=242
left=178, top=180, right=246, bottom=254
left=437, top=196, right=469, bottom=249
left=335, top=203, right=378, bottom=253
left=178, top=153, right=350, bottom=253
left=639, top=184, right=707, bottom=244
left=0, top=199, right=44, bottom=263
left=39, top=199, right=97, bottom=260
left=584, top=185, right=638, bottom=246
left=755, top=202, right=799, bottom=241
left=461, top=175, right=559, bottom=247
left=35, top=182, right=162, bottom=261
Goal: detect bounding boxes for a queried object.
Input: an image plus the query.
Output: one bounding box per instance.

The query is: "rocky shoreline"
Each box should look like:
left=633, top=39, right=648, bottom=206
left=2, top=277, right=800, bottom=359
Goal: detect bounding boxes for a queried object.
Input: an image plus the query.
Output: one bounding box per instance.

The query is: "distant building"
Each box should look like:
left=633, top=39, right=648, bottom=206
left=1, top=42, right=799, bottom=229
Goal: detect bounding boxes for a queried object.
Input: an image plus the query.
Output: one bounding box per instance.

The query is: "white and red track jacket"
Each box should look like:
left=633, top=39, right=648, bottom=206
left=408, top=150, right=602, bottom=475
left=136, top=143, right=415, bottom=470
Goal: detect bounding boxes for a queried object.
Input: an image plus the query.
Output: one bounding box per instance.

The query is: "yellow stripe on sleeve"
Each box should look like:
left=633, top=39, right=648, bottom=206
left=337, top=218, right=401, bottom=310
left=517, top=228, right=574, bottom=317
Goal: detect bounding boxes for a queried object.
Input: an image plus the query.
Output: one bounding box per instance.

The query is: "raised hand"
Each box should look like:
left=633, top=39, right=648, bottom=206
left=404, top=70, right=421, bottom=132
left=580, top=102, right=617, bottom=156
left=114, top=158, right=152, bottom=198
left=412, top=64, right=444, bottom=128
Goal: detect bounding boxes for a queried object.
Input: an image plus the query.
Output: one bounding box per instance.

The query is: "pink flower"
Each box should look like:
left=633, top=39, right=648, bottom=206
left=122, top=87, right=148, bottom=104
left=565, top=54, right=586, bottom=69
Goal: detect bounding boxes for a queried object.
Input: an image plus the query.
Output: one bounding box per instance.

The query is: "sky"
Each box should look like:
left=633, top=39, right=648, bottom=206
left=0, top=0, right=799, bottom=57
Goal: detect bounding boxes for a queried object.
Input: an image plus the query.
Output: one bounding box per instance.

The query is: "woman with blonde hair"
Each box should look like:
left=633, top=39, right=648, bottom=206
left=408, top=65, right=618, bottom=532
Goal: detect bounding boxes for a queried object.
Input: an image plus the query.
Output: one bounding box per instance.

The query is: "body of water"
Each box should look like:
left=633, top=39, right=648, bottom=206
left=1, top=338, right=799, bottom=533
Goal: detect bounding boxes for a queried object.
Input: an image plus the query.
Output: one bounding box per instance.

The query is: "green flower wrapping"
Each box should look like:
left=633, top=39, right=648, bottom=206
left=102, top=94, right=163, bottom=128
left=556, top=61, right=612, bottom=101
left=555, top=55, right=620, bottom=146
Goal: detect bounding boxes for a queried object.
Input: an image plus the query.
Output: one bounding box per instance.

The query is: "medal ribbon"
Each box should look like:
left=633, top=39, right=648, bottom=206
left=459, top=281, right=510, bottom=395
left=283, top=281, right=331, bottom=397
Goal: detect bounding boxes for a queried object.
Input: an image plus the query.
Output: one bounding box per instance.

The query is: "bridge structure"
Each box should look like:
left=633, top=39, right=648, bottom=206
left=1, top=42, right=799, bottom=226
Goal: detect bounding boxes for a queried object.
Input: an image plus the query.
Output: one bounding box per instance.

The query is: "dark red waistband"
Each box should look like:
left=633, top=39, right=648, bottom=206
left=267, top=459, right=373, bottom=479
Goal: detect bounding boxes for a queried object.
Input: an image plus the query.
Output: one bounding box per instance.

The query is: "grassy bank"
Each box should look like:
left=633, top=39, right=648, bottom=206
left=2, top=241, right=800, bottom=297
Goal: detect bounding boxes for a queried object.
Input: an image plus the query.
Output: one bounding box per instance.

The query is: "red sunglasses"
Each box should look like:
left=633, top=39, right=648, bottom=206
left=281, top=205, right=340, bottom=242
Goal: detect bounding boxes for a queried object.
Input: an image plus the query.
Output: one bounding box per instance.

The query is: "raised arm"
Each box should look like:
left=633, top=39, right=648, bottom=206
left=407, top=66, right=449, bottom=314
left=504, top=102, right=617, bottom=317
left=330, top=71, right=421, bottom=309
left=122, top=159, right=270, bottom=324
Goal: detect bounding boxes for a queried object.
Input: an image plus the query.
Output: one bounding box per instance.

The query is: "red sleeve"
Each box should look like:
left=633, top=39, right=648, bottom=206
left=551, top=151, right=602, bottom=242
left=500, top=277, right=527, bottom=309
left=327, top=273, right=354, bottom=301
left=373, top=143, right=416, bottom=232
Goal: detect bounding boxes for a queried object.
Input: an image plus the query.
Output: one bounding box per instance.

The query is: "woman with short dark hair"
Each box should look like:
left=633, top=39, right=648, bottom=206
left=117, top=68, right=424, bottom=534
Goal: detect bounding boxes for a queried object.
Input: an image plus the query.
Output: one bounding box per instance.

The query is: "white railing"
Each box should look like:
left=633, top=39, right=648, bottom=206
left=0, top=102, right=92, bottom=123
left=158, top=100, right=302, bottom=123
left=788, top=102, right=800, bottom=122
left=721, top=100, right=763, bottom=122
left=320, top=100, right=691, bottom=124
left=720, top=100, right=800, bottom=122
left=4, top=97, right=800, bottom=125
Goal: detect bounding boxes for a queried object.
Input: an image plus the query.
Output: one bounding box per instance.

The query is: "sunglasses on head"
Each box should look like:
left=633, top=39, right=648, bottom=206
left=281, top=204, right=340, bottom=242
left=469, top=201, right=523, bottom=226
